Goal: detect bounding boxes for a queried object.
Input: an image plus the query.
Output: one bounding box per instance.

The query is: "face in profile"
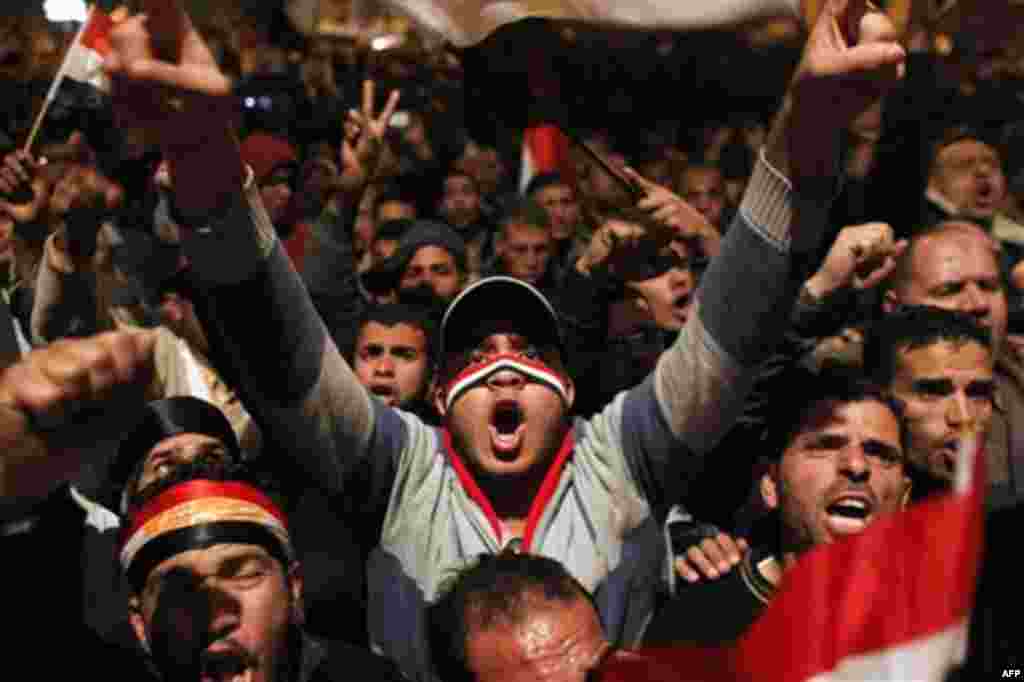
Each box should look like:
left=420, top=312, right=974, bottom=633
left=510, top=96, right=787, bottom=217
left=624, top=240, right=696, bottom=332
left=130, top=543, right=302, bottom=682
left=888, top=339, right=995, bottom=483
left=762, top=399, right=909, bottom=555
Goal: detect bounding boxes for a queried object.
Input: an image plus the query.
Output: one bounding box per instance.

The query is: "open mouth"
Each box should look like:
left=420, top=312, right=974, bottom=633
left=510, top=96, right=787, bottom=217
left=369, top=384, right=397, bottom=404
left=933, top=440, right=961, bottom=479
left=974, top=181, right=997, bottom=210
left=673, top=292, right=692, bottom=311
left=200, top=649, right=252, bottom=682
left=489, top=399, right=525, bottom=458
left=825, top=495, right=874, bottom=535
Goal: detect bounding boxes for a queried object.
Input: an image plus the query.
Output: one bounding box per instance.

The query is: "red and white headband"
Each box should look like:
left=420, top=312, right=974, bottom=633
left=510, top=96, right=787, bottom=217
left=443, top=352, right=570, bottom=411
left=119, top=480, right=293, bottom=591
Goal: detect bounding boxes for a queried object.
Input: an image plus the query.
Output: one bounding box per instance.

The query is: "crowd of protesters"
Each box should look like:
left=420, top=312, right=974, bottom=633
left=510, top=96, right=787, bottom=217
left=0, top=1, right=1023, bottom=680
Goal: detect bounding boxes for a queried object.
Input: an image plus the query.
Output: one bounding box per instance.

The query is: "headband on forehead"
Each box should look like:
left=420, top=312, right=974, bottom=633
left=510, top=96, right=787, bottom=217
left=443, top=352, right=570, bottom=411
left=119, top=480, right=293, bottom=592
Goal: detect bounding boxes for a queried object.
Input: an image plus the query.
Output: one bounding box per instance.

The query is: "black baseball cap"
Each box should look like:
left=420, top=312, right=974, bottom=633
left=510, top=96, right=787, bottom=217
left=111, top=397, right=242, bottom=512
left=440, top=276, right=564, bottom=360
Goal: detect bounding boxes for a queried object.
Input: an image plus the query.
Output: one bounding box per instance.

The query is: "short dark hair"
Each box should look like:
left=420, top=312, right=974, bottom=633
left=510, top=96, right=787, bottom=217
left=428, top=552, right=594, bottom=682
left=374, top=182, right=419, bottom=216
left=443, top=167, right=480, bottom=194
left=355, top=303, right=438, bottom=366
left=864, top=305, right=991, bottom=388
left=760, top=366, right=905, bottom=461
left=373, top=218, right=414, bottom=245
left=524, top=172, right=567, bottom=197
left=497, top=197, right=550, bottom=240
left=928, top=125, right=1001, bottom=177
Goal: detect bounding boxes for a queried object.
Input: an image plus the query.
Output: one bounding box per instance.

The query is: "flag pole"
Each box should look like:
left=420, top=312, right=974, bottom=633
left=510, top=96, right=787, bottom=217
left=23, top=4, right=96, bottom=154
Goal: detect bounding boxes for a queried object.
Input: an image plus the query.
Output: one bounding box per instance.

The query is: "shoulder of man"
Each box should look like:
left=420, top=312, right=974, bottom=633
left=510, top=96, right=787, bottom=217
left=643, top=547, right=775, bottom=647
left=300, top=633, right=409, bottom=681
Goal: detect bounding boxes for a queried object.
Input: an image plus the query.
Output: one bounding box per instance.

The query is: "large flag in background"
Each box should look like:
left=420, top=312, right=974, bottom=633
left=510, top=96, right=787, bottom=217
left=389, top=0, right=801, bottom=48
left=598, top=433, right=985, bottom=682
left=62, top=6, right=115, bottom=92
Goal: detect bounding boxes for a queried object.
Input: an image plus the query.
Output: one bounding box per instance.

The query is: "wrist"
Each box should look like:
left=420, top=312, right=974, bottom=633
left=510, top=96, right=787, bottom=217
left=804, top=272, right=840, bottom=301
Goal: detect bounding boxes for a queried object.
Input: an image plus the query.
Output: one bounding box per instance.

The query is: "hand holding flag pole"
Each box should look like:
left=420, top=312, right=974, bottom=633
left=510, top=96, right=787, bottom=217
left=22, top=4, right=117, bottom=155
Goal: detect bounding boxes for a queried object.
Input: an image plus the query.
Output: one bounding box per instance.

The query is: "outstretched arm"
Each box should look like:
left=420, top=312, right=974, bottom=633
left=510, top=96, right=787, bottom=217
left=627, top=0, right=905, bottom=501
left=102, top=1, right=390, bottom=492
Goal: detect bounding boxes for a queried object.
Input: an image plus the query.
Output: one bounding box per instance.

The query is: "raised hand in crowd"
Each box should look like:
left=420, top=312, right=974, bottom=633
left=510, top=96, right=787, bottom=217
left=769, top=0, right=904, bottom=189
left=104, top=0, right=241, bottom=219
left=0, top=150, right=50, bottom=226
left=674, top=526, right=749, bottom=584
left=0, top=329, right=155, bottom=502
left=340, top=80, right=401, bottom=195
left=574, top=210, right=676, bottom=281
left=623, top=165, right=721, bottom=259
left=804, top=222, right=907, bottom=300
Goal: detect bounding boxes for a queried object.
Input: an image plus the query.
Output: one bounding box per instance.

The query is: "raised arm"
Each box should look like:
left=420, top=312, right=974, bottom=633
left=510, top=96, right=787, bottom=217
left=650, top=0, right=905, bottom=456
left=0, top=330, right=155, bottom=512
left=103, top=1, right=388, bottom=492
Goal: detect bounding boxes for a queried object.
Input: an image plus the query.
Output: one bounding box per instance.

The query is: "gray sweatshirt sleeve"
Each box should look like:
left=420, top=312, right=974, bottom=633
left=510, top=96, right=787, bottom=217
left=181, top=174, right=393, bottom=493
left=619, top=151, right=834, bottom=509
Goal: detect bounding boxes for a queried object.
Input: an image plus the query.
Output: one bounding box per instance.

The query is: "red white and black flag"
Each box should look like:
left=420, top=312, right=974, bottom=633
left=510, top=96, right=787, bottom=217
left=599, top=432, right=986, bottom=681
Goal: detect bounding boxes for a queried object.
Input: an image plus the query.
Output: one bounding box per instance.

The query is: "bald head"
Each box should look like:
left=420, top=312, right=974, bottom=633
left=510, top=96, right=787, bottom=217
left=884, top=221, right=1006, bottom=355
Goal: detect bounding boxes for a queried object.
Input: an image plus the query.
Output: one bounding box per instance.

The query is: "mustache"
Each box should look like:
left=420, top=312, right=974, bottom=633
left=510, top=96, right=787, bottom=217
left=824, top=481, right=878, bottom=508
left=201, top=638, right=259, bottom=676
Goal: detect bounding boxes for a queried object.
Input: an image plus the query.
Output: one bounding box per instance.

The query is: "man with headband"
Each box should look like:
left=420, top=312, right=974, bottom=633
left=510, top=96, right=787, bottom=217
left=0, top=332, right=242, bottom=669
left=120, top=466, right=405, bottom=681
left=0, top=333, right=403, bottom=679
left=100, top=0, right=906, bottom=678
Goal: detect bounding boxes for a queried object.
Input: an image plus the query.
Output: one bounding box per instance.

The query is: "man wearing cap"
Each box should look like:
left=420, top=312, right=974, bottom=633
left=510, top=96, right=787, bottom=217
left=0, top=330, right=244, bottom=664
left=103, top=0, right=905, bottom=677
left=0, top=333, right=399, bottom=679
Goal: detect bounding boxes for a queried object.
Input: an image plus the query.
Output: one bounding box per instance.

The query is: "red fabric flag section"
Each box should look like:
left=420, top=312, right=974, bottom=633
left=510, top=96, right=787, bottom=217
left=600, top=435, right=985, bottom=682
left=519, top=123, right=571, bottom=193
left=63, top=8, right=115, bottom=91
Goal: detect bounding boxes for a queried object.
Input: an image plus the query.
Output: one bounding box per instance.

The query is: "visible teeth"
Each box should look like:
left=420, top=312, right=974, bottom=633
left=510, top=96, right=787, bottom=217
left=828, top=499, right=869, bottom=519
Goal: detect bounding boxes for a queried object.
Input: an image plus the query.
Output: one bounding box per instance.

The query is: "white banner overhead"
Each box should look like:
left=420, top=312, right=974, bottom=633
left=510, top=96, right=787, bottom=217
left=385, top=0, right=801, bottom=47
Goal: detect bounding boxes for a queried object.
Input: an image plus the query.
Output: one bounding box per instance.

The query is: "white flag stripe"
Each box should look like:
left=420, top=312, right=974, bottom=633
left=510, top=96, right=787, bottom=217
left=63, top=40, right=109, bottom=90
left=389, top=0, right=801, bottom=47
left=808, top=619, right=969, bottom=682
